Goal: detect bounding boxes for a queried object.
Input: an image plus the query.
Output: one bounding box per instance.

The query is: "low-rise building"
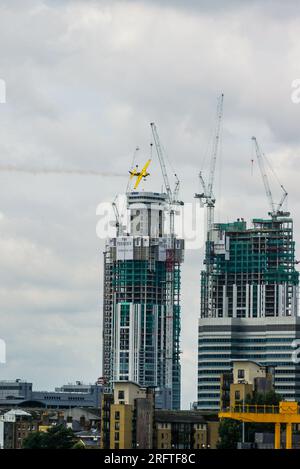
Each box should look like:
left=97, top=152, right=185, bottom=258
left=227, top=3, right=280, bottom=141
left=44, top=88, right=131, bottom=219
left=0, top=380, right=32, bottom=401
left=154, top=411, right=219, bottom=449
left=0, top=409, right=38, bottom=449
left=101, top=382, right=220, bottom=449
left=0, top=380, right=103, bottom=409
left=75, top=429, right=101, bottom=448
left=0, top=406, right=101, bottom=448
left=101, top=381, right=155, bottom=449
left=220, top=360, right=274, bottom=408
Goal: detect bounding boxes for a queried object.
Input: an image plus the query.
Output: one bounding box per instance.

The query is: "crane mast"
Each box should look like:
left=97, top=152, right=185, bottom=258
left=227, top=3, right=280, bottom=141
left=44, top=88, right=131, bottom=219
left=252, top=136, right=274, bottom=215
left=278, top=185, right=288, bottom=212
left=194, top=94, right=224, bottom=319
left=150, top=122, right=172, bottom=203
left=195, top=93, right=224, bottom=240
left=207, top=93, right=224, bottom=199
left=112, top=197, right=122, bottom=236
left=150, top=122, right=183, bottom=236
left=252, top=136, right=289, bottom=218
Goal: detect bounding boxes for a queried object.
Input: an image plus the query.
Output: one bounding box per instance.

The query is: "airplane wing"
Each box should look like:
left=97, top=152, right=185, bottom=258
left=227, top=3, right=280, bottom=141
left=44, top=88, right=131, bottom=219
left=134, top=173, right=144, bottom=189
left=129, top=168, right=137, bottom=180
left=133, top=160, right=151, bottom=189
left=141, top=159, right=151, bottom=175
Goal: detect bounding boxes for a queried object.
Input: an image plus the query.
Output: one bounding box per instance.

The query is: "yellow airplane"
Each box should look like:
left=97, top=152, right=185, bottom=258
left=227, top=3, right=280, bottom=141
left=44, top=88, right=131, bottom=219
left=129, top=159, right=151, bottom=189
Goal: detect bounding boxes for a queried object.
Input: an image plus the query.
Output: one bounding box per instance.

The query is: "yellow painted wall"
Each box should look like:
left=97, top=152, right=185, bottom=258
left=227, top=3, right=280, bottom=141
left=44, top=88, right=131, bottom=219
left=38, top=425, right=51, bottom=433
left=110, top=404, right=133, bottom=449
left=207, top=421, right=220, bottom=449
left=156, top=424, right=171, bottom=449
left=230, top=383, right=253, bottom=406
left=193, top=428, right=207, bottom=449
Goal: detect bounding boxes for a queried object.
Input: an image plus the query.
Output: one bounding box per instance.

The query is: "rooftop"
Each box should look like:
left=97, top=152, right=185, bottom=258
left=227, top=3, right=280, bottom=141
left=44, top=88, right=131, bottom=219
left=155, top=410, right=218, bottom=423
left=4, top=409, right=31, bottom=417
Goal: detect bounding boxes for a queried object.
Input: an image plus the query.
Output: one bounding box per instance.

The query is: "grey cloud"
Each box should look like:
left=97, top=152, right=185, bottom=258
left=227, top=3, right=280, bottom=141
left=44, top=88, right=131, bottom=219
left=0, top=0, right=300, bottom=407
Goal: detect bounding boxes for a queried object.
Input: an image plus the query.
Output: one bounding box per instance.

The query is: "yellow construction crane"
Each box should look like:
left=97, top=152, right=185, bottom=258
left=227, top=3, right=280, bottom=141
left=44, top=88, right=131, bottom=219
left=219, top=401, right=300, bottom=449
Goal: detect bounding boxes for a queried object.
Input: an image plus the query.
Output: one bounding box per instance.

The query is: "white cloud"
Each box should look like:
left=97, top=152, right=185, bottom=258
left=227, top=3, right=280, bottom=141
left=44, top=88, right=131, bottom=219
left=0, top=0, right=300, bottom=407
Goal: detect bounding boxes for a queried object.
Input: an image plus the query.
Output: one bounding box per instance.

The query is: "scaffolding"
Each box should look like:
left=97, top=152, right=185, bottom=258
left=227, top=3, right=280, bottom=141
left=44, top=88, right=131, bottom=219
left=102, top=230, right=184, bottom=410
left=200, top=216, right=299, bottom=319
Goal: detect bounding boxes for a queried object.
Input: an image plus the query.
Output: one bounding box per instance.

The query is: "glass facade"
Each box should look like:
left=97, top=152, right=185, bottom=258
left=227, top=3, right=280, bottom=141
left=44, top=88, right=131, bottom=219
left=197, top=318, right=300, bottom=409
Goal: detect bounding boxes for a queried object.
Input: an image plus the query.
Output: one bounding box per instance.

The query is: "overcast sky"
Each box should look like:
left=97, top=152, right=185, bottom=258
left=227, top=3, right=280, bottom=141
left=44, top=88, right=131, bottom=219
left=0, top=0, right=300, bottom=408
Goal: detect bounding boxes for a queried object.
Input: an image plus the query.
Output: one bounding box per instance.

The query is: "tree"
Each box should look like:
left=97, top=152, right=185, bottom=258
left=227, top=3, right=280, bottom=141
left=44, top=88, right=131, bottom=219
left=23, top=425, right=79, bottom=449
left=244, top=390, right=282, bottom=440
left=43, top=425, right=78, bottom=449
left=217, top=418, right=241, bottom=449
left=22, top=432, right=45, bottom=449
left=245, top=390, right=281, bottom=406
left=72, top=440, right=86, bottom=449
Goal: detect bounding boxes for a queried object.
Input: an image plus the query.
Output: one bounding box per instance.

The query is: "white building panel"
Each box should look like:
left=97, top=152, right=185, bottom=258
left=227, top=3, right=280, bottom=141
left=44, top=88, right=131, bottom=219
left=116, top=236, right=134, bottom=260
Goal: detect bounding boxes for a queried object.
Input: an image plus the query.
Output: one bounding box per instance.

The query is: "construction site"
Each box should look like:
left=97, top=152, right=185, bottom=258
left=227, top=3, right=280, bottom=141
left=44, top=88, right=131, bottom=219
left=201, top=215, right=298, bottom=320
left=98, top=90, right=300, bottom=420
left=197, top=95, right=300, bottom=414
left=102, top=124, right=184, bottom=410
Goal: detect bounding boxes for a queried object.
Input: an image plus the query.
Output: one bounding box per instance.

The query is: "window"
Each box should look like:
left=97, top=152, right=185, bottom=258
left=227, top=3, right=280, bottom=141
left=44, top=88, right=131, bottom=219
left=115, top=432, right=119, bottom=441
left=238, top=369, right=245, bottom=379
left=115, top=422, right=120, bottom=430
left=235, top=390, right=240, bottom=400
left=118, top=390, right=125, bottom=400
left=115, top=411, right=120, bottom=420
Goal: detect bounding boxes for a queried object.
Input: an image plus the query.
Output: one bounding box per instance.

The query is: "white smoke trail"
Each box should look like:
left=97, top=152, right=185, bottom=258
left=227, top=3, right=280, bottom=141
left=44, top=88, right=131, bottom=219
left=0, top=165, right=125, bottom=178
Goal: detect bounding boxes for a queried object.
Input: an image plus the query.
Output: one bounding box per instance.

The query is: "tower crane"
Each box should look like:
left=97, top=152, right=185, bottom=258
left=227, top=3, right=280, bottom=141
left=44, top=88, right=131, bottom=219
left=112, top=196, right=122, bottom=236
left=173, top=174, right=180, bottom=204
left=252, top=136, right=289, bottom=219
left=194, top=94, right=223, bottom=319
left=150, top=122, right=183, bottom=236
left=195, top=93, right=224, bottom=239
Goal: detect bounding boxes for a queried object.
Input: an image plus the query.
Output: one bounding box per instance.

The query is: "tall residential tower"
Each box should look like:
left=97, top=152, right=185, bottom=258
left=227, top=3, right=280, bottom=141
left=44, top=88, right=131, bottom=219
left=198, top=215, right=300, bottom=410
left=102, top=191, right=184, bottom=409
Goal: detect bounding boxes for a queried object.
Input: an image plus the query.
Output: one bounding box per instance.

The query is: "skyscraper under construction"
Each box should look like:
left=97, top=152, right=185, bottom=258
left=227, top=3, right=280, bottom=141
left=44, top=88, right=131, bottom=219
left=197, top=132, right=300, bottom=409
left=200, top=216, right=298, bottom=320
left=198, top=214, right=299, bottom=410
left=102, top=163, right=184, bottom=409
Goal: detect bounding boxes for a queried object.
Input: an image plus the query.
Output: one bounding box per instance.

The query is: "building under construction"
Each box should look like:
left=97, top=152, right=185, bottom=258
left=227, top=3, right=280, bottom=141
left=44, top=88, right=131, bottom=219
left=197, top=98, right=300, bottom=410
left=102, top=124, right=184, bottom=410
left=201, top=216, right=298, bottom=319
left=102, top=192, right=184, bottom=409
left=198, top=214, right=300, bottom=409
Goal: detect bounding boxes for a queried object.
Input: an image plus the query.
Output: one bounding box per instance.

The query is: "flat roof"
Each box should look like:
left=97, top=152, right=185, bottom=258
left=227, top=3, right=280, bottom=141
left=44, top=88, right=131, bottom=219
left=155, top=410, right=218, bottom=423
